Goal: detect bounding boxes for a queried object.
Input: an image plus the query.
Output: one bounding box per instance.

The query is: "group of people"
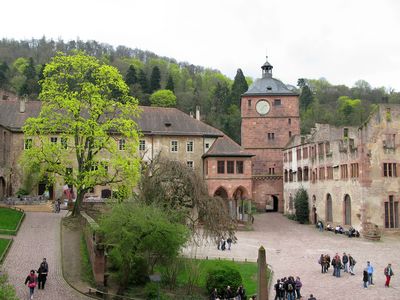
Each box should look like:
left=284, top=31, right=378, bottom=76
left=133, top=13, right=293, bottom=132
left=319, top=222, right=360, bottom=237
left=217, top=237, right=234, bottom=251
left=273, top=276, right=302, bottom=300
left=210, top=285, right=246, bottom=300
left=24, top=258, right=48, bottom=299
left=318, top=252, right=356, bottom=277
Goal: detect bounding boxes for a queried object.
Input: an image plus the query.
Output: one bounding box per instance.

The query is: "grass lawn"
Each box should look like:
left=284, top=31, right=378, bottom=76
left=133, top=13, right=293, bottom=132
left=177, top=259, right=261, bottom=296
left=0, top=238, right=11, bottom=261
left=0, top=207, right=24, bottom=234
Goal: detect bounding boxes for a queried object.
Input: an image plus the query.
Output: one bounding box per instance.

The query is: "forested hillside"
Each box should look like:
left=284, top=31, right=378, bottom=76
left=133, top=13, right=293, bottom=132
left=0, top=37, right=399, bottom=140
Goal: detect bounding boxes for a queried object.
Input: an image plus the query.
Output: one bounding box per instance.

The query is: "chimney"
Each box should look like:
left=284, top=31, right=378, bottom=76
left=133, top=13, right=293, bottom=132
left=195, top=106, right=200, bottom=121
left=19, top=98, right=26, bottom=113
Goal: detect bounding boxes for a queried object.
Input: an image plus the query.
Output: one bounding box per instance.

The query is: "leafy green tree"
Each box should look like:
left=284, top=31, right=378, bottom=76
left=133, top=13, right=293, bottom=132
left=294, top=188, right=309, bottom=224
left=222, top=104, right=241, bottom=143
left=229, top=68, right=248, bottom=106
left=149, top=66, right=161, bottom=93
left=99, top=201, right=189, bottom=292
left=336, top=96, right=363, bottom=125
left=0, top=273, right=18, bottom=300
left=125, top=65, right=137, bottom=85
left=165, top=74, right=174, bottom=92
left=149, top=89, right=177, bottom=107
left=22, top=52, right=141, bottom=216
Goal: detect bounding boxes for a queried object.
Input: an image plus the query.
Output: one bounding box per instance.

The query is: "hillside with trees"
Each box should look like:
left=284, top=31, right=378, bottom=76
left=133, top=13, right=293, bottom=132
left=0, top=37, right=399, bottom=140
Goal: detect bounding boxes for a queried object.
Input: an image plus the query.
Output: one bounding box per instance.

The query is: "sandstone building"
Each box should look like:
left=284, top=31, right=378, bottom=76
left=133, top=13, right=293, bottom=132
left=0, top=90, right=253, bottom=218
left=241, top=58, right=300, bottom=212
left=283, top=104, right=400, bottom=231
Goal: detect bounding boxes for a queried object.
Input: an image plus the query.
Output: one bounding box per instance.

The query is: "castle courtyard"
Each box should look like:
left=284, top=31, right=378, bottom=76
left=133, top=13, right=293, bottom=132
left=189, top=213, right=400, bottom=300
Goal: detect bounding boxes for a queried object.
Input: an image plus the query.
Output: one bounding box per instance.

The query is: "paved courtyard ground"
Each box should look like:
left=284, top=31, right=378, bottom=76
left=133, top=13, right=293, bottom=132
left=2, top=211, right=88, bottom=300
left=188, top=213, right=400, bottom=300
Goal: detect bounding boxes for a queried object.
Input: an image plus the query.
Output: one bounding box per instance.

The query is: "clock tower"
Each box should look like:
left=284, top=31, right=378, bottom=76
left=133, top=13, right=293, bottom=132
left=241, top=58, right=300, bottom=212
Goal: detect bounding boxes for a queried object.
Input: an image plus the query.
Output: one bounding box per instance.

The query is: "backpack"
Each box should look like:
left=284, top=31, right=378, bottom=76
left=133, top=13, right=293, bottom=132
left=287, top=283, right=293, bottom=291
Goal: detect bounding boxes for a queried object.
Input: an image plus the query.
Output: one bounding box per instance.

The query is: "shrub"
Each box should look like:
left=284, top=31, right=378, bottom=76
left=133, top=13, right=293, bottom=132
left=294, top=188, right=309, bottom=224
left=16, top=188, right=29, bottom=196
left=205, top=266, right=242, bottom=297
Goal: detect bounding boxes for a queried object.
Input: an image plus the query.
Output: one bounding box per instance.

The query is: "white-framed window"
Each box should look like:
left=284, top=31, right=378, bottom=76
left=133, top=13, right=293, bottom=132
left=50, top=137, right=58, bottom=143
left=186, top=140, right=194, bottom=152
left=61, top=137, right=68, bottom=149
left=139, top=139, right=146, bottom=151
left=171, top=140, right=178, bottom=152
left=24, top=138, right=32, bottom=150
left=119, top=139, right=126, bottom=151
left=187, top=160, right=194, bottom=169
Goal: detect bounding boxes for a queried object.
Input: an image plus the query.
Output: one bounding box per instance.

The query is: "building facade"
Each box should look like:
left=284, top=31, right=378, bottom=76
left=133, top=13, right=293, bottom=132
left=241, top=58, right=300, bottom=212
left=0, top=91, right=253, bottom=217
left=283, top=105, right=400, bottom=231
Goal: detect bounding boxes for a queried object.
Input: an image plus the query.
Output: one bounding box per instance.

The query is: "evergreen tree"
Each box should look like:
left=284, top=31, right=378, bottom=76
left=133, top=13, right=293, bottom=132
left=294, top=188, right=309, bottom=224
left=149, top=66, right=161, bottom=93
left=125, top=65, right=137, bottom=85
left=299, top=85, right=314, bottom=111
left=19, top=57, right=39, bottom=97
left=0, top=61, right=9, bottom=89
left=229, top=69, right=248, bottom=106
left=138, top=69, right=149, bottom=94
left=165, top=74, right=174, bottom=92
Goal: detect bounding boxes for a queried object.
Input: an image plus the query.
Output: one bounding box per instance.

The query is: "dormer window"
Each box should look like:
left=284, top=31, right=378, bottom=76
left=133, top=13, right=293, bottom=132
left=267, top=86, right=272, bottom=91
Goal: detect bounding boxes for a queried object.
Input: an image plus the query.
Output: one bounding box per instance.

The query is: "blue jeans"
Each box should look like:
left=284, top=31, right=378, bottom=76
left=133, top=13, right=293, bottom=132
left=29, top=287, right=35, bottom=297
left=368, top=274, right=373, bottom=284
left=363, top=281, right=368, bottom=288
left=287, top=292, right=295, bottom=300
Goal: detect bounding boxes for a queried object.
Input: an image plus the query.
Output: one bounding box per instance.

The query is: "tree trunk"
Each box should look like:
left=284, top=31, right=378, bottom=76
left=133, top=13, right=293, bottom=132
left=71, top=190, right=85, bottom=216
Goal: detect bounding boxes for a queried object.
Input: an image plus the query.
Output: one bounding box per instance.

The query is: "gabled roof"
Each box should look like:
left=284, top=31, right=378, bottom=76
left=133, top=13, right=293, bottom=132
left=203, top=136, right=254, bottom=158
left=0, top=100, right=222, bottom=137
left=137, top=106, right=222, bottom=137
left=0, top=97, right=253, bottom=158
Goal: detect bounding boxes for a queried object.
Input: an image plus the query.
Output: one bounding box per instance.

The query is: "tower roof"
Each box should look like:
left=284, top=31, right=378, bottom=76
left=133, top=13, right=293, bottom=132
left=243, top=58, right=297, bottom=96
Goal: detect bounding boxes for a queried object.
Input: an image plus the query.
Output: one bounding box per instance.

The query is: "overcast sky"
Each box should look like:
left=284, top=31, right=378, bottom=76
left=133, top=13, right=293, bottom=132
left=2, top=0, right=400, bottom=90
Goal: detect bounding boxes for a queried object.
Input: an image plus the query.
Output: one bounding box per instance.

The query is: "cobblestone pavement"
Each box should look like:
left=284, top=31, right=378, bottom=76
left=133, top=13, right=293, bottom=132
left=2, top=211, right=88, bottom=300
left=188, top=213, right=400, bottom=300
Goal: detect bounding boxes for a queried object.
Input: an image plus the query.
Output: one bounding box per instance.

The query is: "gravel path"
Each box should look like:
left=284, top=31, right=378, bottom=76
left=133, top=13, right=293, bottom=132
left=2, top=211, right=89, bottom=300
left=188, top=213, right=400, bottom=300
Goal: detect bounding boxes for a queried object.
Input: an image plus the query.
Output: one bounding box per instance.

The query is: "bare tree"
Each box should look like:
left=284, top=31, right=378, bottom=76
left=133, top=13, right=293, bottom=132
left=138, top=156, right=236, bottom=243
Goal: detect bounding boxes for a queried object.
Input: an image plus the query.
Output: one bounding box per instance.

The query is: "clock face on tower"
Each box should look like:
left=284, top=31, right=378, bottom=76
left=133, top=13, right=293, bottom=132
left=256, top=100, right=270, bottom=115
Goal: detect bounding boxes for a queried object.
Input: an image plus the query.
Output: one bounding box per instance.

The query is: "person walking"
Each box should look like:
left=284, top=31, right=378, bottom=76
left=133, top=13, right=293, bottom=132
left=367, top=261, right=374, bottom=285
left=286, top=276, right=296, bottom=300
left=363, top=268, right=369, bottom=288
left=24, top=270, right=37, bottom=300
left=227, top=237, right=233, bottom=250
left=348, top=254, right=356, bottom=275
left=384, top=263, right=394, bottom=287
left=37, top=258, right=48, bottom=289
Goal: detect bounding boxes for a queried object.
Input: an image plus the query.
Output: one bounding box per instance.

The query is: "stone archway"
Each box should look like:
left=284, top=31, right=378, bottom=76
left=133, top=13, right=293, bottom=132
left=0, top=177, right=5, bottom=200
left=344, top=194, right=351, bottom=225
left=326, top=193, right=333, bottom=222
left=213, top=186, right=228, bottom=199
left=233, top=186, right=249, bottom=220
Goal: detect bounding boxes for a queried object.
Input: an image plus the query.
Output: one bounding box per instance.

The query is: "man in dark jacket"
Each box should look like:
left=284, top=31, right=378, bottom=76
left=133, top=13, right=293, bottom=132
left=37, top=258, right=48, bottom=289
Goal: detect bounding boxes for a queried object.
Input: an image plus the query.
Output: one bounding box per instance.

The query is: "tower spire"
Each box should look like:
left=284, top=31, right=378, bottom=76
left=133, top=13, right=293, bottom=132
left=261, top=56, right=273, bottom=78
